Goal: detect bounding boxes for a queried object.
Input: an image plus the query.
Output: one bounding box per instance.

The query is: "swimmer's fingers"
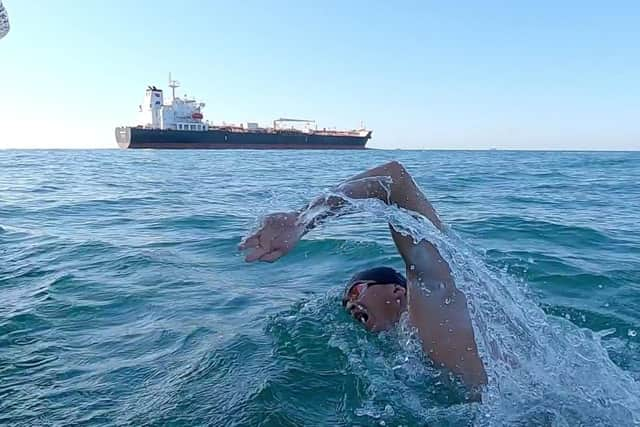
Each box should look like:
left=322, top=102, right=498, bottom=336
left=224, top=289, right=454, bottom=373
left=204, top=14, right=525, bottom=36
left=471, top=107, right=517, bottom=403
left=245, top=247, right=282, bottom=263
left=245, top=247, right=268, bottom=262
left=259, top=250, right=283, bottom=263
left=239, top=234, right=260, bottom=250
left=239, top=215, right=274, bottom=249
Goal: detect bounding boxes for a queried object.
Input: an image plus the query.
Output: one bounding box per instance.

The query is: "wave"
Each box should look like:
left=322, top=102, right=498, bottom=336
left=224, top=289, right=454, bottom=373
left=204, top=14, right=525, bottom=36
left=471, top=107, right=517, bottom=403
left=456, top=215, right=625, bottom=246
left=333, top=198, right=640, bottom=425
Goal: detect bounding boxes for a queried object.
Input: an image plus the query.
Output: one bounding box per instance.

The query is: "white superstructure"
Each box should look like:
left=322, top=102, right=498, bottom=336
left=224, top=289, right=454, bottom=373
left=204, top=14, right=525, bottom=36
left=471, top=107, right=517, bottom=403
left=138, top=75, right=208, bottom=131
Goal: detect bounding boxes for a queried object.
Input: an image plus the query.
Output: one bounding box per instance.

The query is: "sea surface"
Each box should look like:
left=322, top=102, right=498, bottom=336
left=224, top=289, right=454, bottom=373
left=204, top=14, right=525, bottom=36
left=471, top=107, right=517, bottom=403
left=1, top=149, right=639, bottom=426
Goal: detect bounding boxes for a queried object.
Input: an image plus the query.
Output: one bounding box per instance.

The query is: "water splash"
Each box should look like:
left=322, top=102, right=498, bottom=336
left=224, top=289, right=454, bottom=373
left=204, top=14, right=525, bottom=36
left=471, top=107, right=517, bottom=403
left=330, top=189, right=640, bottom=425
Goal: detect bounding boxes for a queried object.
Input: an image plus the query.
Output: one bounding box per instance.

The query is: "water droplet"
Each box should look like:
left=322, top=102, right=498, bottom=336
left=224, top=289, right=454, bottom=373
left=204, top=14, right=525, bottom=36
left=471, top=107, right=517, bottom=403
left=628, top=329, right=637, bottom=337
left=597, top=284, right=604, bottom=289
left=383, top=404, right=394, bottom=416
left=564, top=313, right=571, bottom=320
left=604, top=303, right=610, bottom=308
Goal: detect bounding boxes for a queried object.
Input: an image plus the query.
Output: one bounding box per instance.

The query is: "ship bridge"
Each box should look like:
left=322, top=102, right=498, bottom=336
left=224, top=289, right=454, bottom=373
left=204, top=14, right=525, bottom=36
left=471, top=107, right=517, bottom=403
left=138, top=74, right=208, bottom=132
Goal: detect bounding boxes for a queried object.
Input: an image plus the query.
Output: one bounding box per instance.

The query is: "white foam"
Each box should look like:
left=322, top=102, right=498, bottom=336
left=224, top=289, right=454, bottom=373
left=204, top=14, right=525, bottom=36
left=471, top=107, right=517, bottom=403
left=330, top=187, right=640, bottom=425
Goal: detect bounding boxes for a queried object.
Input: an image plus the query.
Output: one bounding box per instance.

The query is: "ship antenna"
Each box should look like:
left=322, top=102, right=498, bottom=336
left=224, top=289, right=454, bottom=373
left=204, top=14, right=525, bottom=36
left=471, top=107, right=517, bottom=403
left=168, top=72, right=180, bottom=102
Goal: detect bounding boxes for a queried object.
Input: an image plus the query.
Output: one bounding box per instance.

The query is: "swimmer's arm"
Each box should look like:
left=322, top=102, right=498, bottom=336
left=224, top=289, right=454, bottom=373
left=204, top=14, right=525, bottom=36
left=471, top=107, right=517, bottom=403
left=391, top=231, right=487, bottom=390
left=300, top=161, right=443, bottom=233
left=241, top=161, right=435, bottom=261
left=303, top=161, right=487, bottom=388
left=242, top=160, right=485, bottom=387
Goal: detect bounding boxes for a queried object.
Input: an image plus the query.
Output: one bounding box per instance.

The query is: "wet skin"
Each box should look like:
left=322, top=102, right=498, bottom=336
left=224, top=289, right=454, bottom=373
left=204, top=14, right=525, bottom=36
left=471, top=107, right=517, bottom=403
left=342, top=281, right=408, bottom=332
left=240, top=161, right=487, bottom=391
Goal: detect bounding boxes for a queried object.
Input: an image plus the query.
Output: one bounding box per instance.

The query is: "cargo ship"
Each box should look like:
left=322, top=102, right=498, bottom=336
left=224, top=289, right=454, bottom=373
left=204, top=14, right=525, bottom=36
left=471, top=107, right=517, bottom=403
left=115, top=76, right=371, bottom=149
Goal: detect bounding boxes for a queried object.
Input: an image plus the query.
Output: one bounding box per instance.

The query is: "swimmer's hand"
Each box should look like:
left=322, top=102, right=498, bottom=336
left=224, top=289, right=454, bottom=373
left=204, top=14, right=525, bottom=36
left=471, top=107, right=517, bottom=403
left=239, top=212, right=304, bottom=262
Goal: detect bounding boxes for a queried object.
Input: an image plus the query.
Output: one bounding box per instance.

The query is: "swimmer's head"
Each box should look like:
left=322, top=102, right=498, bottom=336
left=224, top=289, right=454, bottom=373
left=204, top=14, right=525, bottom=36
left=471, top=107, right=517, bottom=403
left=342, top=267, right=407, bottom=332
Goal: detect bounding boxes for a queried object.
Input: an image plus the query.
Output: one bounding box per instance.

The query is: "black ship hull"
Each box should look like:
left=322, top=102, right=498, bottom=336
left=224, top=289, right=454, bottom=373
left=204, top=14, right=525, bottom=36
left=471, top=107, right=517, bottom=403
left=115, top=127, right=370, bottom=149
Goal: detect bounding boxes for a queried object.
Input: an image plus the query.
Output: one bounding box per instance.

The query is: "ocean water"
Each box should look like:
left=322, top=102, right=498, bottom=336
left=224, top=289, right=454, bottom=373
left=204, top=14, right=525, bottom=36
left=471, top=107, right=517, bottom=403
left=1, top=149, right=639, bottom=426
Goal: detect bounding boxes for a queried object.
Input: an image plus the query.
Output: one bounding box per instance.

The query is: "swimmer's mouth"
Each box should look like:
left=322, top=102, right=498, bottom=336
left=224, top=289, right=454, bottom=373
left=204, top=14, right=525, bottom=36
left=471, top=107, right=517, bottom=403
left=354, top=311, right=369, bottom=324
left=345, top=301, right=369, bottom=325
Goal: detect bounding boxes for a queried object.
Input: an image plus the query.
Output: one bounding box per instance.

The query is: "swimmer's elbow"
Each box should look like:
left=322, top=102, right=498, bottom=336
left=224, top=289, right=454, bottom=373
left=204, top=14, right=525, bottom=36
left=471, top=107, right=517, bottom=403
left=383, top=160, right=409, bottom=181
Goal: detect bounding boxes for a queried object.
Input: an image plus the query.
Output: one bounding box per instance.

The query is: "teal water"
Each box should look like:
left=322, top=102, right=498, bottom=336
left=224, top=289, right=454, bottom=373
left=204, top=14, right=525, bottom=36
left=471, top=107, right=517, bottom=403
left=1, top=150, right=639, bottom=426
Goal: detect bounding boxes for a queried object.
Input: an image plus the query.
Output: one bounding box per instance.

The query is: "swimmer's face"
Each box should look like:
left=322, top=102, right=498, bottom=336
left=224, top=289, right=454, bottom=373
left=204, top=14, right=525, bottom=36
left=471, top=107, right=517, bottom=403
left=342, top=281, right=407, bottom=332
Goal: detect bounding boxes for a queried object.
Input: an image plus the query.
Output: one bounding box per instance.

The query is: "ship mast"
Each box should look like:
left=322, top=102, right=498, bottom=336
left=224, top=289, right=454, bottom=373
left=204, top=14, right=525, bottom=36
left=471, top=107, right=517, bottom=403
left=168, top=72, right=180, bottom=102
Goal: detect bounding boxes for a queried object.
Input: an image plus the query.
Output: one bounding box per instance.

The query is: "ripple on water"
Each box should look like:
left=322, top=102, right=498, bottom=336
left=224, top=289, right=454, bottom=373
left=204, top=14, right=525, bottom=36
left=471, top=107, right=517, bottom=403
left=0, top=150, right=639, bottom=425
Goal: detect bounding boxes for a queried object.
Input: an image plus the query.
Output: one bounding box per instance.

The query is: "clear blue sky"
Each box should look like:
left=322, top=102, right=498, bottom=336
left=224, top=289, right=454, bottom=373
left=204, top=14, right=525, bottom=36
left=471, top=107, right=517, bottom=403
left=1, top=0, right=638, bottom=149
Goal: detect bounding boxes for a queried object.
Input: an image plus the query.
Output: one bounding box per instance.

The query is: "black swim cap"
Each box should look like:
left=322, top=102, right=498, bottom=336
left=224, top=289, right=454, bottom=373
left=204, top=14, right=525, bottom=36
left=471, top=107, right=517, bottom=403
left=347, top=267, right=407, bottom=288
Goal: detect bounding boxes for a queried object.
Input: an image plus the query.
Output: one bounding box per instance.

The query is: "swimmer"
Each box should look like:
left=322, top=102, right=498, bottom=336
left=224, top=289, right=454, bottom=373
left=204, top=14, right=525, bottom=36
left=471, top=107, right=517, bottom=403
left=240, top=161, right=487, bottom=394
